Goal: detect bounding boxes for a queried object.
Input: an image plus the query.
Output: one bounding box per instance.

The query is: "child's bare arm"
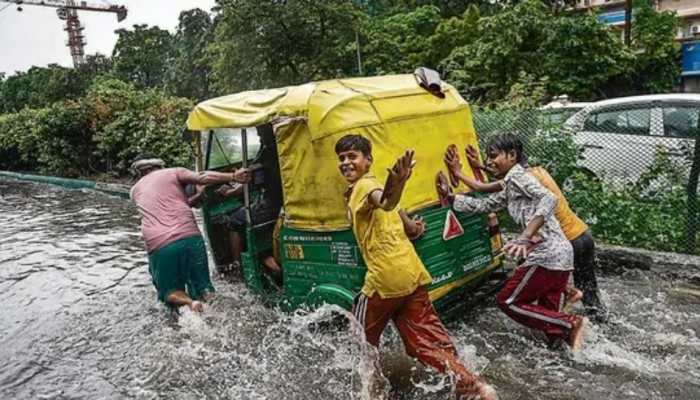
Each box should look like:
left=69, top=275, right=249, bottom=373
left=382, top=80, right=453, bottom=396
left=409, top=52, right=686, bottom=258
left=399, top=210, right=425, bottom=240
left=455, top=171, right=503, bottom=193
left=368, top=150, right=415, bottom=211
left=216, top=183, right=243, bottom=198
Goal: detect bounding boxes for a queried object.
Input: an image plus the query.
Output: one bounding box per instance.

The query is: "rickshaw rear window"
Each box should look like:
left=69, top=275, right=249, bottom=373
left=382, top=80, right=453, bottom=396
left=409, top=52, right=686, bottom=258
left=204, top=127, right=261, bottom=169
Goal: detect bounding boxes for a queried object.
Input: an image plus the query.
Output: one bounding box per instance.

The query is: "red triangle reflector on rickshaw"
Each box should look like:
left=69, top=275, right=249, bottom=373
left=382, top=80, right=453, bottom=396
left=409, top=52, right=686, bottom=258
left=443, top=210, right=464, bottom=241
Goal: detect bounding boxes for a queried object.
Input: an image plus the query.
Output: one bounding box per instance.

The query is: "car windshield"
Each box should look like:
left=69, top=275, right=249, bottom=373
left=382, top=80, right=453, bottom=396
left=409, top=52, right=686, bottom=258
left=541, top=108, right=583, bottom=125
left=203, top=127, right=261, bottom=169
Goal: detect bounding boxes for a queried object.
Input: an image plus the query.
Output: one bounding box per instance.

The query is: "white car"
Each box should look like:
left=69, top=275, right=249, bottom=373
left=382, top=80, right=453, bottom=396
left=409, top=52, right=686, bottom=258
left=563, top=94, right=700, bottom=182
left=541, top=97, right=593, bottom=125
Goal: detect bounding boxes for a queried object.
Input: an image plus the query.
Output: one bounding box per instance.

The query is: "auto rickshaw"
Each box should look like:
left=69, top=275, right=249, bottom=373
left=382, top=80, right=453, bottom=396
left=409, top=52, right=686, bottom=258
left=185, top=72, right=505, bottom=319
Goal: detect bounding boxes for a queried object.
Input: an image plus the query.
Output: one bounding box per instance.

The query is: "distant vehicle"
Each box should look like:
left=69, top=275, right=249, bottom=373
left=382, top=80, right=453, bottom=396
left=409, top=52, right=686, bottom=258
left=563, top=94, right=700, bottom=182
left=540, top=96, right=594, bottom=125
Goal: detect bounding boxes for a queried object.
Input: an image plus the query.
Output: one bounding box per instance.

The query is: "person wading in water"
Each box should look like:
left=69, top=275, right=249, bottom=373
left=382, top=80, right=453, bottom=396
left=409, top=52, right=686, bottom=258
left=130, top=155, right=250, bottom=312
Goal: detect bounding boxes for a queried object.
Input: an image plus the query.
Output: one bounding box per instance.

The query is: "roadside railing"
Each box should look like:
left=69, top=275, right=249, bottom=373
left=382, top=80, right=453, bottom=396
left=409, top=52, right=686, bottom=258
left=472, top=104, right=700, bottom=255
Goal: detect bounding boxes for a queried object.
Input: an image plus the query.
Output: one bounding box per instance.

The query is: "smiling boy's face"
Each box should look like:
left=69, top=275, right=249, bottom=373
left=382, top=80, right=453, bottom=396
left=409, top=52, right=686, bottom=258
left=337, top=149, right=372, bottom=183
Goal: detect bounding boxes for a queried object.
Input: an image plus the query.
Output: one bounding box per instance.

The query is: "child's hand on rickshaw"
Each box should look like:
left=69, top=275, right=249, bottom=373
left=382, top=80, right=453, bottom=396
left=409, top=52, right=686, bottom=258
left=404, top=215, right=426, bottom=240
left=389, top=149, right=416, bottom=183
left=382, top=150, right=416, bottom=203
left=465, top=145, right=484, bottom=170
left=435, top=171, right=452, bottom=206
left=444, top=144, right=461, bottom=187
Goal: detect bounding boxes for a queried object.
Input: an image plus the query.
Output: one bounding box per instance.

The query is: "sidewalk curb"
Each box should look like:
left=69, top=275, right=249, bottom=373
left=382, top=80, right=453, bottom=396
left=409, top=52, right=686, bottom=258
left=598, top=243, right=700, bottom=281
left=0, top=170, right=130, bottom=199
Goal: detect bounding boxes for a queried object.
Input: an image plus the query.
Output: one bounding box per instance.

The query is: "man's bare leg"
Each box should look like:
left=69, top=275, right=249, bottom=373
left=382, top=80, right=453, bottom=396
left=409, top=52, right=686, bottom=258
left=262, top=255, right=281, bottom=275
left=261, top=255, right=282, bottom=286
left=229, top=231, right=242, bottom=262
left=166, top=290, right=203, bottom=312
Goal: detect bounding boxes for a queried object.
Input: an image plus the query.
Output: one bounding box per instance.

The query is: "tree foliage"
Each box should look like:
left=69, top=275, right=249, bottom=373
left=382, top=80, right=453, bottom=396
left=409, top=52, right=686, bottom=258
left=0, top=79, right=192, bottom=177
left=361, top=5, right=444, bottom=74
left=210, top=0, right=361, bottom=93
left=166, top=9, right=215, bottom=101
left=112, top=24, right=175, bottom=90
left=0, top=1, right=684, bottom=180
left=0, top=65, right=85, bottom=113
left=627, top=2, right=681, bottom=94
left=440, top=0, right=635, bottom=104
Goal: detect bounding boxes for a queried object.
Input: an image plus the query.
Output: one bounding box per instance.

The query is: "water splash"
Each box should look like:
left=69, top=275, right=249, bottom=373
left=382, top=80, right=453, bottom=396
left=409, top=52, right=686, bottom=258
left=1, top=179, right=699, bottom=400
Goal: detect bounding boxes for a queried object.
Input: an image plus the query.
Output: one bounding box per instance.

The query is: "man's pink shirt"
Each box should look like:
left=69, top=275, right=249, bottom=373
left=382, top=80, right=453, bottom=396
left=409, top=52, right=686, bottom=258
left=130, top=168, right=202, bottom=253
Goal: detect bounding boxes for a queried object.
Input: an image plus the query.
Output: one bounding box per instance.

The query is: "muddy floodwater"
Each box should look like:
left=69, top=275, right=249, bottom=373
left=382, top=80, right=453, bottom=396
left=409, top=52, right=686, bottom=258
left=1, top=179, right=699, bottom=399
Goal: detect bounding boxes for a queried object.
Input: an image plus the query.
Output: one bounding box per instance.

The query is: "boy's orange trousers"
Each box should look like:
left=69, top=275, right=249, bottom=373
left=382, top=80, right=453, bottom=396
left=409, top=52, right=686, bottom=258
left=353, top=285, right=481, bottom=397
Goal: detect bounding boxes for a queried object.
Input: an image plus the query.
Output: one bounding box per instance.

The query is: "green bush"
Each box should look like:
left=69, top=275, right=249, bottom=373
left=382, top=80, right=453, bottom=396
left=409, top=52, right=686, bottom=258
left=0, top=79, right=194, bottom=178
left=96, top=91, right=193, bottom=175
left=89, top=79, right=194, bottom=175
left=0, top=108, right=42, bottom=171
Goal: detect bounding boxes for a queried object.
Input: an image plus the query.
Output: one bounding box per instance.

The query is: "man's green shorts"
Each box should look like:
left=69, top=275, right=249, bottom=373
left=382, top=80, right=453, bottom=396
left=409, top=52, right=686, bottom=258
left=148, top=235, right=215, bottom=303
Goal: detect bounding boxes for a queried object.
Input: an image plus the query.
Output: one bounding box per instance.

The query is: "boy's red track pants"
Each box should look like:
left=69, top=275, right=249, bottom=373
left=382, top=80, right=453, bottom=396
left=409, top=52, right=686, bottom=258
left=353, top=285, right=481, bottom=396
left=496, top=265, right=575, bottom=338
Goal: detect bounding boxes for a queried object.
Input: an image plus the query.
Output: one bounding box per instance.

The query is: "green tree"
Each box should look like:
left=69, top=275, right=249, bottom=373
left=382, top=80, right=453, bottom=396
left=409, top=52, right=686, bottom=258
left=541, top=13, right=632, bottom=99
left=361, top=5, right=443, bottom=74
left=87, top=79, right=193, bottom=175
left=628, top=2, right=680, bottom=93
left=77, top=54, right=114, bottom=80
left=0, top=64, right=87, bottom=113
left=112, top=24, right=174, bottom=89
left=427, top=4, right=480, bottom=67
left=440, top=0, right=629, bottom=103
left=211, top=0, right=361, bottom=93
left=166, top=9, right=215, bottom=101
left=0, top=108, right=42, bottom=171
left=31, top=100, right=94, bottom=176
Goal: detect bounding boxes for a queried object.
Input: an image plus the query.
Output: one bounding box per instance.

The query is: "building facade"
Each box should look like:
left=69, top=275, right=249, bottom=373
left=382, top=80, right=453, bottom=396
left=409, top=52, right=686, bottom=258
left=576, top=0, right=700, bottom=92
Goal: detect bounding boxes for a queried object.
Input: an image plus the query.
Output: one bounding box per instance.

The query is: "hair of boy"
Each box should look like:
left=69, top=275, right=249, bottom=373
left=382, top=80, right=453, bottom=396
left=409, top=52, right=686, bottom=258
left=334, top=134, right=372, bottom=160
left=486, top=134, right=528, bottom=166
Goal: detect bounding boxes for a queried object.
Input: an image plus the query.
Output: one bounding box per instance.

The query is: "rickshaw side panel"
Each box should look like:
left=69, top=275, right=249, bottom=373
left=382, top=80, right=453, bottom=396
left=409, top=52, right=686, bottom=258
left=279, top=205, right=501, bottom=316
left=279, top=228, right=366, bottom=310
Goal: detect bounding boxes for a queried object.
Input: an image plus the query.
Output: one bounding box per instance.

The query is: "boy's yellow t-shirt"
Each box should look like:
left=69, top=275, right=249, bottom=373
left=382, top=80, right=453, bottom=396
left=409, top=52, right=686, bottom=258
left=347, top=174, right=432, bottom=299
left=529, top=166, right=588, bottom=241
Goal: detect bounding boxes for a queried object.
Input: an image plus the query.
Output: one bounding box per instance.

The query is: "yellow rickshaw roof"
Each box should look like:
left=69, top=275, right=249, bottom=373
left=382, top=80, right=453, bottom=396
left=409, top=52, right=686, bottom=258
left=186, top=74, right=466, bottom=135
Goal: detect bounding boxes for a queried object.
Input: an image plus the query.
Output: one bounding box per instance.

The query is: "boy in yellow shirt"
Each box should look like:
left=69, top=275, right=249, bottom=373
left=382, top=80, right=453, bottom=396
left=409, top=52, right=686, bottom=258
left=335, top=134, right=496, bottom=400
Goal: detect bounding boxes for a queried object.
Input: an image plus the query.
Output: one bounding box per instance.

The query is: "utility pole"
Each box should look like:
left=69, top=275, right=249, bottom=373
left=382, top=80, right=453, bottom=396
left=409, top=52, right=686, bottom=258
left=0, top=0, right=127, bottom=66
left=624, top=0, right=633, bottom=46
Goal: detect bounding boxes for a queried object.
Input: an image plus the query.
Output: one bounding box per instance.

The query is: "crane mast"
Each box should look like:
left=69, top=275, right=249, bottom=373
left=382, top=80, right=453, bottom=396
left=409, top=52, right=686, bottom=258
left=1, top=0, right=127, bottom=66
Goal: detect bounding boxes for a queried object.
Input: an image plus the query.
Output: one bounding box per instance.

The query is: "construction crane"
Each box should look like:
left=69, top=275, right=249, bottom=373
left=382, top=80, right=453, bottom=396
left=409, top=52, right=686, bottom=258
left=0, top=0, right=127, bottom=66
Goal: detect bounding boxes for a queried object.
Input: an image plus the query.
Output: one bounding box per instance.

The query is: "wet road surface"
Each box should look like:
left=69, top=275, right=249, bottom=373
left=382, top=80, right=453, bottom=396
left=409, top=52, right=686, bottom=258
left=1, top=179, right=698, bottom=399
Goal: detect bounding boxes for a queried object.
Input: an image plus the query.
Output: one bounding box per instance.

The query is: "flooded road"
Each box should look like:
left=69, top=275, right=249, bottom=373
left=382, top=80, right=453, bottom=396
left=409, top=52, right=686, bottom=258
left=1, top=179, right=699, bottom=399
